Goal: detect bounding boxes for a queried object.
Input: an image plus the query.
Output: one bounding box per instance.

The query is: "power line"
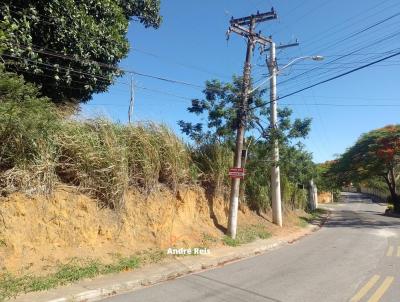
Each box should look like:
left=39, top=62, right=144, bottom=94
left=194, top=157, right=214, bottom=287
left=277, top=47, right=400, bottom=94
left=277, top=30, right=400, bottom=89
left=131, top=48, right=232, bottom=80
left=269, top=0, right=332, bottom=37
left=12, top=45, right=206, bottom=89
left=300, top=95, right=400, bottom=100
left=248, top=49, right=400, bottom=111
left=279, top=50, right=400, bottom=100
left=1, top=53, right=128, bottom=85
left=302, top=0, right=398, bottom=45
left=278, top=52, right=400, bottom=60
left=2, top=54, right=197, bottom=103
left=4, top=5, right=232, bottom=81
left=299, top=0, right=400, bottom=55
left=6, top=3, right=400, bottom=101
left=5, top=3, right=231, bottom=79
left=284, top=103, right=400, bottom=107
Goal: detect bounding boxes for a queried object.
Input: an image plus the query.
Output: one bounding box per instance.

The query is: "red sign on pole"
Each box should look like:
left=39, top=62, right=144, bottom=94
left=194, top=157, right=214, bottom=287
left=229, top=167, right=245, bottom=178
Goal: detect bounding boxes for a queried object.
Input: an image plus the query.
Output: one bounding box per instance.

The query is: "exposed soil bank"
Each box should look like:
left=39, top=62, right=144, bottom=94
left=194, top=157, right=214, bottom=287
left=0, top=186, right=309, bottom=277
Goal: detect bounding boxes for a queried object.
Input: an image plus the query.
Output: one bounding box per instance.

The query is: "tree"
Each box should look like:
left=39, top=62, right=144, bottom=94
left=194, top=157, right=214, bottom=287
left=0, top=65, right=59, bottom=173
left=0, top=0, right=161, bottom=105
left=178, top=76, right=311, bottom=145
left=332, top=125, right=400, bottom=212
left=315, top=160, right=340, bottom=192
left=245, top=141, right=315, bottom=212
left=179, top=76, right=313, bottom=212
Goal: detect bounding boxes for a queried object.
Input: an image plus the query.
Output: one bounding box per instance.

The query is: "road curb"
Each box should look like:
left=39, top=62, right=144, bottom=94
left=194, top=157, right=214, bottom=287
left=12, top=216, right=327, bottom=302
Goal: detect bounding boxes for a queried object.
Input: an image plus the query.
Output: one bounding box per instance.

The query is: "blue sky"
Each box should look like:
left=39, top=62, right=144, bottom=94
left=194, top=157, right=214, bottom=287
left=82, top=0, right=400, bottom=163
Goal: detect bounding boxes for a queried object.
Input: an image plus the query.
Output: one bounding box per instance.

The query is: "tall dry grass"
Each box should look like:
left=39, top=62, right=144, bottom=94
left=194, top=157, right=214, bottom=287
left=0, top=98, right=60, bottom=196
left=0, top=68, right=192, bottom=208
left=123, top=123, right=190, bottom=193
left=0, top=102, right=192, bottom=209
left=56, top=120, right=129, bottom=210
left=190, top=142, right=232, bottom=196
left=55, top=120, right=192, bottom=209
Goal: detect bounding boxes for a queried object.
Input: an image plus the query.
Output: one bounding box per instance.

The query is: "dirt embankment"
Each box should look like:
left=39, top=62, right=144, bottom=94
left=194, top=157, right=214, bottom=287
left=318, top=191, right=334, bottom=203
left=0, top=186, right=306, bottom=276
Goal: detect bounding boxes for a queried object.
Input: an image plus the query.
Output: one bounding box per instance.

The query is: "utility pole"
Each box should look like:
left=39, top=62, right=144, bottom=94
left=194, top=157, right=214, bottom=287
left=226, top=9, right=276, bottom=239
left=267, top=41, right=299, bottom=227
left=128, top=73, right=135, bottom=124
left=309, top=179, right=318, bottom=210
left=268, top=41, right=282, bottom=227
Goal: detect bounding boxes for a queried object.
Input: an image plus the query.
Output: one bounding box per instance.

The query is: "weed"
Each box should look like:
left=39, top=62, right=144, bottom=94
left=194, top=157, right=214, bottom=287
left=0, top=249, right=165, bottom=301
left=222, top=236, right=240, bottom=247
left=222, top=225, right=271, bottom=247
left=202, top=233, right=219, bottom=245
left=299, top=208, right=327, bottom=227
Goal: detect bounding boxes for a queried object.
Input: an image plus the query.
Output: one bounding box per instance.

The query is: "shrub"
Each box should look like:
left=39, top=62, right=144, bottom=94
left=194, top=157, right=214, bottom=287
left=0, top=68, right=60, bottom=195
left=0, top=68, right=192, bottom=207
left=56, top=120, right=129, bottom=210
left=191, top=142, right=232, bottom=195
left=123, top=123, right=191, bottom=192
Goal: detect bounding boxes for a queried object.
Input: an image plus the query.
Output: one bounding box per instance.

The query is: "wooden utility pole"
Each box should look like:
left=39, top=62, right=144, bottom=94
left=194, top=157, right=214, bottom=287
left=128, top=73, right=135, bottom=124
left=226, top=9, right=276, bottom=239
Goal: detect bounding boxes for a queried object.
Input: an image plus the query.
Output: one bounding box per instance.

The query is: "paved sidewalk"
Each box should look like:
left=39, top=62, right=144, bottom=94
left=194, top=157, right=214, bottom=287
left=11, top=217, right=326, bottom=302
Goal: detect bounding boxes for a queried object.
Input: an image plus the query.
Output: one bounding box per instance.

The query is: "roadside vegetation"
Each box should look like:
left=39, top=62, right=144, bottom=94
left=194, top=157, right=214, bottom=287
left=0, top=1, right=330, bottom=299
left=0, top=66, right=318, bottom=213
left=0, top=70, right=191, bottom=207
left=179, top=77, right=315, bottom=213
left=298, top=208, right=328, bottom=228
left=0, top=65, right=323, bottom=300
left=222, top=224, right=271, bottom=247
left=0, top=250, right=166, bottom=301
left=1, top=0, right=161, bottom=104
left=327, top=126, right=400, bottom=213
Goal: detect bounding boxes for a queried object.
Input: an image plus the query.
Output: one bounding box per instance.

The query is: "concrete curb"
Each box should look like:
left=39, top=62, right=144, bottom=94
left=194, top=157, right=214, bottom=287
left=11, top=214, right=328, bottom=302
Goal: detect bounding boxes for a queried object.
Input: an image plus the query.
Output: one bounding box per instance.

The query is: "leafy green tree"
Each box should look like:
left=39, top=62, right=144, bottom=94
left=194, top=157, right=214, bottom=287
left=179, top=76, right=313, bottom=212
left=178, top=76, right=311, bottom=145
left=315, top=160, right=340, bottom=192
left=244, top=141, right=314, bottom=212
left=314, top=160, right=342, bottom=202
left=0, top=0, right=161, bottom=104
left=0, top=65, right=59, bottom=177
left=332, top=125, right=400, bottom=212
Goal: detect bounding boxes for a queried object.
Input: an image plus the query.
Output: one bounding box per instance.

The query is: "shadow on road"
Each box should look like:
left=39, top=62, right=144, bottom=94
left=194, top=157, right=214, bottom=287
left=323, top=210, right=400, bottom=229
left=192, top=275, right=283, bottom=302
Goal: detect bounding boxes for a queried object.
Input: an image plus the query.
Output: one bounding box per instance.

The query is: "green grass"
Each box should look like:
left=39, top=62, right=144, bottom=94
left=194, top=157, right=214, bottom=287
left=297, top=217, right=309, bottom=228
left=202, top=233, right=219, bottom=245
left=0, top=250, right=166, bottom=301
left=298, top=208, right=327, bottom=228
left=222, top=224, right=271, bottom=247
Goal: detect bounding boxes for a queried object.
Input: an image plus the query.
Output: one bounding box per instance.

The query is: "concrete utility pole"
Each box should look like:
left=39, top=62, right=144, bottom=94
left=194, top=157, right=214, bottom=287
left=128, top=73, right=135, bottom=124
left=309, top=179, right=318, bottom=210
left=267, top=41, right=314, bottom=227
left=226, top=9, right=276, bottom=239
left=268, top=42, right=283, bottom=227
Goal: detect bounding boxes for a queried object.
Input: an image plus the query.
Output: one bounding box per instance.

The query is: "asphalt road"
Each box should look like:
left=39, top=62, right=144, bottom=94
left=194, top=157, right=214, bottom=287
left=102, top=192, right=400, bottom=302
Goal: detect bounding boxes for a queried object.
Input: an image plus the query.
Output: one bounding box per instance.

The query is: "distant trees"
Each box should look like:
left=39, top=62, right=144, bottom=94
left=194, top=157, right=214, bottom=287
left=314, top=160, right=341, bottom=202
left=332, top=125, right=400, bottom=212
left=0, top=0, right=161, bottom=105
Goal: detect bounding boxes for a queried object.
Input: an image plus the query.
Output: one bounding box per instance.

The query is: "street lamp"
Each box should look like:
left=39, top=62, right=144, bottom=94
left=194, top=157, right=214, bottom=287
left=265, top=50, right=323, bottom=227
left=250, top=55, right=324, bottom=94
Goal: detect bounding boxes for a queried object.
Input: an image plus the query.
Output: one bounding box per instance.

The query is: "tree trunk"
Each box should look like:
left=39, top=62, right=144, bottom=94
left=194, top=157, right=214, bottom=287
left=383, top=172, right=400, bottom=213
left=393, top=195, right=400, bottom=213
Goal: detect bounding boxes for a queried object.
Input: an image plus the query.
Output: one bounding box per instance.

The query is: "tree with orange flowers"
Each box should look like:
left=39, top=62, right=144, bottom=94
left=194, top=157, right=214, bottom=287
left=333, top=125, right=400, bottom=213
